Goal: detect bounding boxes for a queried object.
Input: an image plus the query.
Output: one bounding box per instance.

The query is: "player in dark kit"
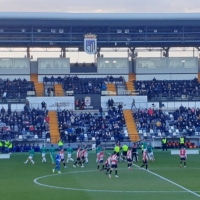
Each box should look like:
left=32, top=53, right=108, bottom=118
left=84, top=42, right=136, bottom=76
left=132, top=143, right=138, bottom=162
left=109, top=153, right=118, bottom=178
left=73, top=147, right=82, bottom=168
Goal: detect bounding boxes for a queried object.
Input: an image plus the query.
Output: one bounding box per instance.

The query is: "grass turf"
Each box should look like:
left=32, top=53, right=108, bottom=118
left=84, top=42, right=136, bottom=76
left=0, top=149, right=200, bottom=200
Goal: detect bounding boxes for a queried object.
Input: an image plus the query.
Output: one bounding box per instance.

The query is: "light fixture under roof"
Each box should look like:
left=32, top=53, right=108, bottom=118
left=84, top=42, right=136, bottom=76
left=51, top=29, right=56, bottom=33
left=59, top=29, right=64, bottom=33
left=37, top=29, right=41, bottom=32
left=174, top=29, right=178, bottom=33
left=154, top=29, right=157, bottom=33
left=139, top=29, right=142, bottom=33
left=0, top=29, right=4, bottom=33
left=21, top=29, right=25, bottom=32
left=117, top=29, right=122, bottom=33
left=125, top=29, right=129, bottom=33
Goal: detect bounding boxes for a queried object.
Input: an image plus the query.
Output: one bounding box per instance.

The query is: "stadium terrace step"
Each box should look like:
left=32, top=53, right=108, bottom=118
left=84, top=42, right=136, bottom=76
left=54, top=84, right=64, bottom=96
left=123, top=110, right=139, bottom=142
left=49, top=111, right=60, bottom=144
left=30, top=74, right=44, bottom=97
left=106, top=83, right=117, bottom=95
left=126, top=73, right=136, bottom=96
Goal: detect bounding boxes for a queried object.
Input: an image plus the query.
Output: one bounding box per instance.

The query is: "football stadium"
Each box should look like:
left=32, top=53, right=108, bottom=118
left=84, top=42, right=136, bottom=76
left=1, top=12, right=200, bottom=200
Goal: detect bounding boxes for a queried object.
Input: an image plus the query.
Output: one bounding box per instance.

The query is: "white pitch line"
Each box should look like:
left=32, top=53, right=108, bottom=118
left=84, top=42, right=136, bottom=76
left=34, top=170, right=187, bottom=193
left=132, top=163, right=200, bottom=198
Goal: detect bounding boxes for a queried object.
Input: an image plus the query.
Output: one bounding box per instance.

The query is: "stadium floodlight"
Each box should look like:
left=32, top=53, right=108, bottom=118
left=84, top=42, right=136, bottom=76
left=21, top=29, right=26, bottom=32
left=174, top=29, right=178, bottom=33
left=59, top=29, right=64, bottom=33
left=154, top=29, right=157, bottom=33
left=125, top=29, right=129, bottom=33
left=51, top=29, right=56, bottom=33
left=37, top=29, right=41, bottom=32
left=0, top=29, right=4, bottom=33
left=139, top=29, right=142, bottom=33
left=117, top=29, right=122, bottom=33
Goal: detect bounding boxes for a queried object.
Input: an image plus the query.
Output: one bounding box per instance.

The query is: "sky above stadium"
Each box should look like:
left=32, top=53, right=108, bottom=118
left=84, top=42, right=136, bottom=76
left=0, top=0, right=200, bottom=13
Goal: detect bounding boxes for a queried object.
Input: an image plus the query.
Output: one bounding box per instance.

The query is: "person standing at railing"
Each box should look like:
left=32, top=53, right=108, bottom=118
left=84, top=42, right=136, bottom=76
left=131, top=99, right=137, bottom=110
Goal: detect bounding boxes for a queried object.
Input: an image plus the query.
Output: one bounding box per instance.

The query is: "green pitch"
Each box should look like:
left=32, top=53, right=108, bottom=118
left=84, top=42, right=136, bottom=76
left=1, top=150, right=200, bottom=200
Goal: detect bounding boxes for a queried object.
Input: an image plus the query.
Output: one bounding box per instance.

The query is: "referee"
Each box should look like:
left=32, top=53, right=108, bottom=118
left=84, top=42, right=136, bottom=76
left=121, top=143, right=128, bottom=161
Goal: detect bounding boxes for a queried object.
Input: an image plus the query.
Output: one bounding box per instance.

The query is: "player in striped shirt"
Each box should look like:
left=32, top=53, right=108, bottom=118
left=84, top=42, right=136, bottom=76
left=73, top=146, right=82, bottom=168
left=60, top=149, right=67, bottom=168
left=180, top=147, right=187, bottom=168
left=80, top=147, right=87, bottom=168
left=97, top=149, right=104, bottom=171
left=101, top=155, right=112, bottom=174
left=140, top=150, right=148, bottom=170
left=109, top=153, right=118, bottom=178
left=127, top=147, right=133, bottom=170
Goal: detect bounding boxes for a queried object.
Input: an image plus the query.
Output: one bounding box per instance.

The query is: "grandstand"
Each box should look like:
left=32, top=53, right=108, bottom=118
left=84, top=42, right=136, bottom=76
left=0, top=12, right=199, bottom=149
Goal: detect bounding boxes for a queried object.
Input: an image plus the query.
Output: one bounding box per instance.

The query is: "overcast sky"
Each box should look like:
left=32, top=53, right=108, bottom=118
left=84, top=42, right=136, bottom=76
left=0, top=0, right=200, bottom=13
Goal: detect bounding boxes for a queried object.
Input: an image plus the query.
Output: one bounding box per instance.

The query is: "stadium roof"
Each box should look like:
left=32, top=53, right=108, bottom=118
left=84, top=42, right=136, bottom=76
left=1, top=12, right=200, bottom=21
left=0, top=12, right=200, bottom=49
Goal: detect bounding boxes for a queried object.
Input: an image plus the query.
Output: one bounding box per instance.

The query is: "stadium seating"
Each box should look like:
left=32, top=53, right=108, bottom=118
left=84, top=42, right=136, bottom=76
left=0, top=78, right=35, bottom=102
left=0, top=105, right=49, bottom=141
left=43, top=75, right=124, bottom=95
left=133, top=106, right=200, bottom=139
left=56, top=105, right=128, bottom=143
left=133, top=78, right=200, bottom=100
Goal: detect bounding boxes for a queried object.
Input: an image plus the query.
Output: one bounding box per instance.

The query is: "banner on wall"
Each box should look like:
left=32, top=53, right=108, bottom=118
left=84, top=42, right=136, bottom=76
left=74, top=94, right=101, bottom=110
left=101, top=96, right=148, bottom=109
left=27, top=97, right=74, bottom=110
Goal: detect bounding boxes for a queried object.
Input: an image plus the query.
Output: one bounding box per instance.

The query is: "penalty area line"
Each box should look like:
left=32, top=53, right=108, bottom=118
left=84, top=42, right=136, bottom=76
left=132, top=163, right=200, bottom=198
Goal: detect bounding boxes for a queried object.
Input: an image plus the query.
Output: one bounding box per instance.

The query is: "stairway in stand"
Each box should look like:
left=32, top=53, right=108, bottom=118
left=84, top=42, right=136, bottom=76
left=30, top=74, right=44, bottom=97
left=106, top=83, right=117, bottom=95
left=49, top=111, right=60, bottom=144
left=126, top=73, right=136, bottom=95
left=198, top=73, right=200, bottom=82
left=123, top=110, right=140, bottom=142
left=54, top=84, right=64, bottom=96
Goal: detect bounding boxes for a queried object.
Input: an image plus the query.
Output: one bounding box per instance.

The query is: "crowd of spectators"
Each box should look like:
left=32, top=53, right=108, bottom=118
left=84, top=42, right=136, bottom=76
left=134, top=78, right=200, bottom=100
left=134, top=105, right=200, bottom=137
left=0, top=78, right=35, bottom=101
left=43, top=75, right=124, bottom=94
left=57, top=102, right=126, bottom=143
left=0, top=101, right=49, bottom=140
left=12, top=143, right=41, bottom=152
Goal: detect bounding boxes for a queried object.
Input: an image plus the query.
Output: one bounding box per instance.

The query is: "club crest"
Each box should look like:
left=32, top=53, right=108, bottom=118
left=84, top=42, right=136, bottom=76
left=84, top=34, right=97, bottom=54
